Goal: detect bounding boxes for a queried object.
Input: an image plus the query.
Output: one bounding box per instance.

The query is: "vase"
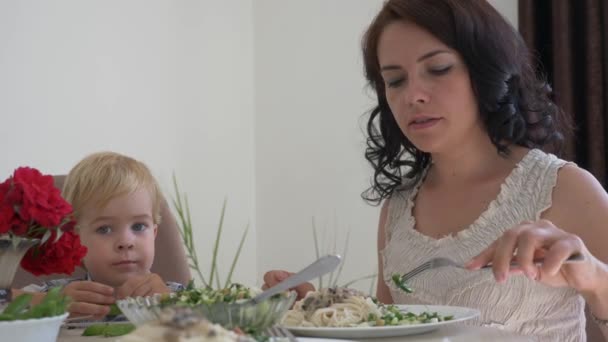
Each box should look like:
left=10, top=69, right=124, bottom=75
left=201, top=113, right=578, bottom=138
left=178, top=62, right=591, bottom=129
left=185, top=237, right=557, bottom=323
left=0, top=235, right=39, bottom=306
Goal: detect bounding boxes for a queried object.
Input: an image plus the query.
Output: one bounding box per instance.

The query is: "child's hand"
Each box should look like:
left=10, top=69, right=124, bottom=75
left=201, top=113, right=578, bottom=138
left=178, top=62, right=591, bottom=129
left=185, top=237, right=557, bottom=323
left=263, top=270, right=315, bottom=300
left=115, top=273, right=170, bottom=299
left=62, top=281, right=115, bottom=319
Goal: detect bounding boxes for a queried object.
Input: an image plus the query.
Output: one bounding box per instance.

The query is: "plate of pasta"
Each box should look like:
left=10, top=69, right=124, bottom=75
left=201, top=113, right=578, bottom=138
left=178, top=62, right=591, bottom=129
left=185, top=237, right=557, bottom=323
left=280, top=288, right=479, bottom=338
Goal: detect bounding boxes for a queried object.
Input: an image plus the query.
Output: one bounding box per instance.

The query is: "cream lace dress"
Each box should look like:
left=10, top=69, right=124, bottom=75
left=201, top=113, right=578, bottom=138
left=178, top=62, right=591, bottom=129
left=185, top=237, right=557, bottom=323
left=381, top=149, right=586, bottom=341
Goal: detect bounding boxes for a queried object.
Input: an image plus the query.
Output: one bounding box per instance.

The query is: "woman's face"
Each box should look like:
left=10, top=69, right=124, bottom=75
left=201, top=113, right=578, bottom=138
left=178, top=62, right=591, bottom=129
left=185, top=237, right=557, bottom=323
left=377, top=20, right=484, bottom=154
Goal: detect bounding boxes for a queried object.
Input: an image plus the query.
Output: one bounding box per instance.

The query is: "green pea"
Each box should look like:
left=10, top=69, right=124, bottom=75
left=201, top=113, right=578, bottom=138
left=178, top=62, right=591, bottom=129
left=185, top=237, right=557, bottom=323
left=82, top=324, right=107, bottom=336
left=2, top=293, right=32, bottom=316
left=82, top=323, right=135, bottom=337
left=103, top=324, right=135, bottom=337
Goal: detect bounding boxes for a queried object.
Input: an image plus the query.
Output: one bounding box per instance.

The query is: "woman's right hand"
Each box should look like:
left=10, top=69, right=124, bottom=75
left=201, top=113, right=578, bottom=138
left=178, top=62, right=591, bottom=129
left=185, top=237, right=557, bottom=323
left=262, top=270, right=315, bottom=300
left=62, top=281, right=115, bottom=319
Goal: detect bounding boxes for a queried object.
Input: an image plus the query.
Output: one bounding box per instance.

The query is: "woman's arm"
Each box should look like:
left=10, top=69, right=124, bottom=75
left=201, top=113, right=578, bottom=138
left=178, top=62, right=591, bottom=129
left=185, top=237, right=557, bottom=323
left=376, top=199, right=394, bottom=304
left=543, top=165, right=608, bottom=339
left=467, top=163, right=608, bottom=340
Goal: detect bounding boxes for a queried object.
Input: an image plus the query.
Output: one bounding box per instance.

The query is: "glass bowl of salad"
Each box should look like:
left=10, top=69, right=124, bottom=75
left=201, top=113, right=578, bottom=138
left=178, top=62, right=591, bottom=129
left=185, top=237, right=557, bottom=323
left=117, top=284, right=297, bottom=332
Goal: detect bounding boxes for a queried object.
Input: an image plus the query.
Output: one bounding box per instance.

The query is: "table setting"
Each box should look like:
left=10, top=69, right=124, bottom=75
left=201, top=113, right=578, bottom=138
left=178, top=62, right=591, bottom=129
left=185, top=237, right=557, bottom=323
left=0, top=169, right=532, bottom=342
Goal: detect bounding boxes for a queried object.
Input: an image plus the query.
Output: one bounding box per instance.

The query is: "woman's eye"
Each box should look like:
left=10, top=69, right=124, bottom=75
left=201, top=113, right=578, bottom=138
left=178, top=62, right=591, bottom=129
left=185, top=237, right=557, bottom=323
left=96, top=226, right=112, bottom=234
left=428, top=65, right=452, bottom=75
left=132, top=223, right=148, bottom=232
left=386, top=77, right=405, bottom=88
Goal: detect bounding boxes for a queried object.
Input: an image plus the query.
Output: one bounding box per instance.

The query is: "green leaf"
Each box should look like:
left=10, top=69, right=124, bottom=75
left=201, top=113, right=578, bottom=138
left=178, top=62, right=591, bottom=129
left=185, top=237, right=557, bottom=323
left=0, top=313, right=15, bottom=321
left=82, top=323, right=135, bottom=337
left=209, top=199, right=227, bottom=288
left=54, top=228, right=64, bottom=243
left=104, top=324, right=136, bottom=337
left=82, top=324, right=107, bottom=336
left=332, top=229, right=350, bottom=287
left=2, top=294, right=32, bottom=316
left=312, top=217, right=323, bottom=289
left=342, top=273, right=377, bottom=288
left=40, top=230, right=52, bottom=245
left=172, top=174, right=208, bottom=287
left=224, top=224, right=248, bottom=288
left=108, top=303, right=121, bottom=316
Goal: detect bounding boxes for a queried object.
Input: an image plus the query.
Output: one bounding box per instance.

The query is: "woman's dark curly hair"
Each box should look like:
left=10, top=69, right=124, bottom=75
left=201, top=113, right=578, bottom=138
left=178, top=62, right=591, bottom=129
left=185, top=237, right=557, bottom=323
left=361, top=0, right=571, bottom=205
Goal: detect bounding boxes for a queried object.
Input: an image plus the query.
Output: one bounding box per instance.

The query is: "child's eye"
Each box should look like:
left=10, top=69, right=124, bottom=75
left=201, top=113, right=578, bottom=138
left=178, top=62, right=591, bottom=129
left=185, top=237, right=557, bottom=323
left=132, top=223, right=148, bottom=232
left=96, top=226, right=112, bottom=234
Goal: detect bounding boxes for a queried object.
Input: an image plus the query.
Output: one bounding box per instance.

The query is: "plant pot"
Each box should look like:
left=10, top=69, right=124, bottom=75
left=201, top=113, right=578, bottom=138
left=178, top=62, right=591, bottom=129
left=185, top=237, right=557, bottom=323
left=0, top=312, right=68, bottom=342
left=0, top=235, right=39, bottom=305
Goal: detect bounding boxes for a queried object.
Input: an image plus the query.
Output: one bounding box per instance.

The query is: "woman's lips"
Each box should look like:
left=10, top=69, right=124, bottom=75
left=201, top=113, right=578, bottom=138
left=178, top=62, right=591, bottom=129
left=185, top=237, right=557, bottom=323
left=409, top=117, right=442, bottom=130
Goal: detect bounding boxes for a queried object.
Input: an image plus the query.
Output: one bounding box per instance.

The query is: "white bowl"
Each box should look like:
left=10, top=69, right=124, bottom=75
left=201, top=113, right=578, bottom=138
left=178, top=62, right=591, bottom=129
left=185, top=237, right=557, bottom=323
left=0, top=312, right=68, bottom=342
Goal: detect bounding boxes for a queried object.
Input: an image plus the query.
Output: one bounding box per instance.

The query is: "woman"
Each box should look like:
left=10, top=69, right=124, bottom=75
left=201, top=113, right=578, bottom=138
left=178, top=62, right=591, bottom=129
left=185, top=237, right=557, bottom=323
left=264, top=1, right=608, bottom=340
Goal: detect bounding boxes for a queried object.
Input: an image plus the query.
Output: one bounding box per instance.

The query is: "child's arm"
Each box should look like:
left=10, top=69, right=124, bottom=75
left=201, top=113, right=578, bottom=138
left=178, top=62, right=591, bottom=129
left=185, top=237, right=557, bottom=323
left=115, top=273, right=171, bottom=299
left=14, top=281, right=114, bottom=319
left=62, top=281, right=115, bottom=318
left=11, top=288, right=46, bottom=306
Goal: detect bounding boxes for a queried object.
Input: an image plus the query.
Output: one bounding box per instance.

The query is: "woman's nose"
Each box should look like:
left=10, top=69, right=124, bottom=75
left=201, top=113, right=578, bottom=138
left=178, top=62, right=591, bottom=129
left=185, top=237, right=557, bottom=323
left=404, top=78, right=430, bottom=108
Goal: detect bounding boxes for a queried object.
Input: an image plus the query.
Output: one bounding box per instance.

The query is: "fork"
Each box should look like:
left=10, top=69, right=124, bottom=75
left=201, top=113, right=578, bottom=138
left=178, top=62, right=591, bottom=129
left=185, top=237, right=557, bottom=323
left=397, top=253, right=584, bottom=284
left=265, top=325, right=297, bottom=342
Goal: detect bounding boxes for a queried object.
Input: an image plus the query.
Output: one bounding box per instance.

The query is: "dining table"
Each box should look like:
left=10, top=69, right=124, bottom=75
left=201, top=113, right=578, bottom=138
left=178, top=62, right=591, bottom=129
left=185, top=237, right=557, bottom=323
left=57, top=324, right=533, bottom=342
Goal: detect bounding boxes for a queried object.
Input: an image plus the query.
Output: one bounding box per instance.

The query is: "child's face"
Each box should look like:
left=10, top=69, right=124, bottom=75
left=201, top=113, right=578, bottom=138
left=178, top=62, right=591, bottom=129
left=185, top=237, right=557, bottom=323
left=77, top=188, right=158, bottom=288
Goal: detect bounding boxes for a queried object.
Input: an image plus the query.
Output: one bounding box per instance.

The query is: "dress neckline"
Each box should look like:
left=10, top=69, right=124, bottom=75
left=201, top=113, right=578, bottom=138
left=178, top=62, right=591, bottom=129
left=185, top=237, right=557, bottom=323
left=404, top=149, right=540, bottom=244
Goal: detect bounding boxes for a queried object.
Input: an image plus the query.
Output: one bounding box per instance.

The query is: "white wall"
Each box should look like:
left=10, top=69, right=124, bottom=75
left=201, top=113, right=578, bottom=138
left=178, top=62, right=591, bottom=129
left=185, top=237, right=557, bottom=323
left=0, top=0, right=518, bottom=290
left=254, top=0, right=519, bottom=291
left=488, top=0, right=518, bottom=28
left=254, top=0, right=384, bottom=290
left=0, top=0, right=257, bottom=286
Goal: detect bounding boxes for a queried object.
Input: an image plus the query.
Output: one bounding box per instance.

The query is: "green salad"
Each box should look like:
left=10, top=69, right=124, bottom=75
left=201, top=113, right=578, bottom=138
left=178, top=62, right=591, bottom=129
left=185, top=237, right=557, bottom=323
left=0, top=287, right=67, bottom=321
left=164, top=283, right=255, bottom=306
left=369, top=303, right=453, bottom=326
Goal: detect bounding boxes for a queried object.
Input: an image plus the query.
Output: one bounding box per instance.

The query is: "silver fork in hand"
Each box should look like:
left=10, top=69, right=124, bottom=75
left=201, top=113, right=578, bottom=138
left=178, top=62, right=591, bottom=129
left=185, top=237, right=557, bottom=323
left=395, top=253, right=584, bottom=285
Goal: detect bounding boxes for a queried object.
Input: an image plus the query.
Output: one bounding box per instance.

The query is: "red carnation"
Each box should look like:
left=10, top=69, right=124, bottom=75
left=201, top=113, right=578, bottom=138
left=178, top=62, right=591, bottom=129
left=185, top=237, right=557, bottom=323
left=10, top=167, right=72, bottom=228
left=20, top=230, right=88, bottom=276
left=2, top=166, right=86, bottom=277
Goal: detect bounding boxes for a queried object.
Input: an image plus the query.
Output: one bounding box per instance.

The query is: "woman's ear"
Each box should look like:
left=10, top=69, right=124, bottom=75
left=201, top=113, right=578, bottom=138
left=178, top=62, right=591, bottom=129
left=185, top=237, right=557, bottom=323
left=153, top=224, right=158, bottom=238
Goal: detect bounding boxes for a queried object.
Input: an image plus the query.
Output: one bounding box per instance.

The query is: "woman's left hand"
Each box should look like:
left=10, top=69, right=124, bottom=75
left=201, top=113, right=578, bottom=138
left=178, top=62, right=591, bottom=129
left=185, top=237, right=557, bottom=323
left=466, top=219, right=604, bottom=294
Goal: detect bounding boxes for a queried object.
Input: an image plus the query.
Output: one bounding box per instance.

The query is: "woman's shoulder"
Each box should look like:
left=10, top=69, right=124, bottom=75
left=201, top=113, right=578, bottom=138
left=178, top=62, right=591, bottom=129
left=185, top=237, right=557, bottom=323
left=543, top=159, right=608, bottom=235
left=552, top=162, right=605, bottom=207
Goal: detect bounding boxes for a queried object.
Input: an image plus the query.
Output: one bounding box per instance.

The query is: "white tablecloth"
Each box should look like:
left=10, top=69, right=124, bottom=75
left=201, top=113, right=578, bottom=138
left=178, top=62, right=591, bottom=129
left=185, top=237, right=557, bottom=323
left=58, top=324, right=533, bottom=342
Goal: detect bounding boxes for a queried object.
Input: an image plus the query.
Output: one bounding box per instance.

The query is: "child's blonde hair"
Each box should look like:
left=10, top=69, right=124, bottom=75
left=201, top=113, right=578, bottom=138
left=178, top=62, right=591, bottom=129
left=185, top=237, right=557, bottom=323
left=62, top=152, right=162, bottom=225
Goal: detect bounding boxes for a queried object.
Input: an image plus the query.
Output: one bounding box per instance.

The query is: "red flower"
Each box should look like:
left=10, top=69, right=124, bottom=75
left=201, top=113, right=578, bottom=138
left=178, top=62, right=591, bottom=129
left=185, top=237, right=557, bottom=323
left=10, top=167, right=72, bottom=228
left=20, top=230, right=88, bottom=276
left=1, top=166, right=86, bottom=276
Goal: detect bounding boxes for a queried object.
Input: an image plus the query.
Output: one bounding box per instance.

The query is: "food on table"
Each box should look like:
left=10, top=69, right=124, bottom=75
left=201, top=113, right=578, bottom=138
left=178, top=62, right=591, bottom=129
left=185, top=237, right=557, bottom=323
left=0, top=287, right=67, bottom=321
left=118, top=308, right=255, bottom=342
left=82, top=323, right=135, bottom=337
left=281, top=287, right=452, bottom=327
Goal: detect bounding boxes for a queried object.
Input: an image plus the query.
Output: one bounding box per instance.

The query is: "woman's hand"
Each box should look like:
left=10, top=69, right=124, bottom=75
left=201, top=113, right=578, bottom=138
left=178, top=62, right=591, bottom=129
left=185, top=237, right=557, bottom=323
left=466, top=219, right=607, bottom=295
left=262, top=270, right=315, bottom=300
